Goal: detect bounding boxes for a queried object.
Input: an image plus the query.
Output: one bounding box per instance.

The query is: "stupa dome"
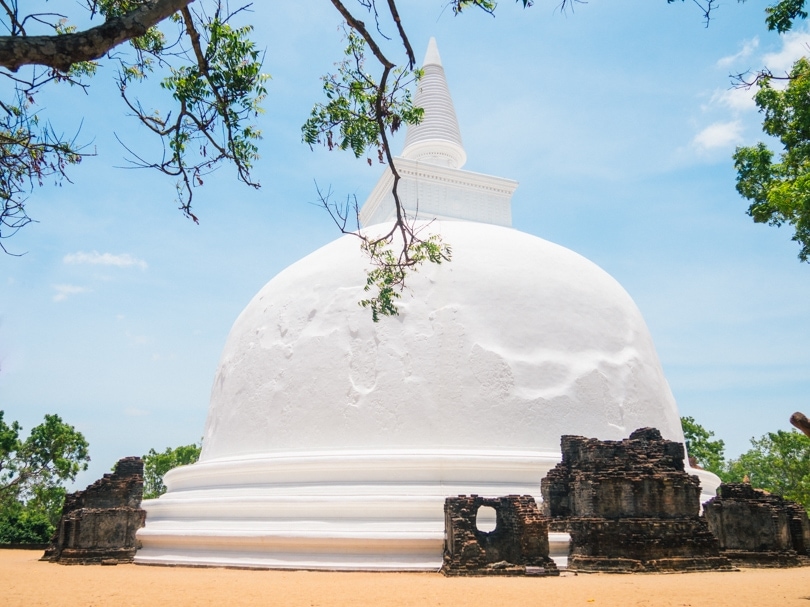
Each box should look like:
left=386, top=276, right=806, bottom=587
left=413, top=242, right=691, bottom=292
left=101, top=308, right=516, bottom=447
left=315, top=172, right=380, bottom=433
left=201, top=220, right=681, bottom=461
left=136, top=38, right=719, bottom=571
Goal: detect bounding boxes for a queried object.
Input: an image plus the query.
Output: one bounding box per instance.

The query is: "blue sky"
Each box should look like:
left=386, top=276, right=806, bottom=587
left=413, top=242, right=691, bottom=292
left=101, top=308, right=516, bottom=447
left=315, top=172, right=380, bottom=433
left=2, top=1, right=809, bottom=488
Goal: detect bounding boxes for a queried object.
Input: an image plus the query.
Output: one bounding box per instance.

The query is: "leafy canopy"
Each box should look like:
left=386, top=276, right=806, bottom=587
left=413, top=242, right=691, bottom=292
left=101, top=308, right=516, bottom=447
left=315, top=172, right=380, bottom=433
left=303, top=31, right=423, bottom=163
left=725, top=429, right=810, bottom=509
left=734, top=57, right=810, bottom=261
left=0, top=411, right=89, bottom=543
left=681, top=416, right=726, bottom=477
left=681, top=415, right=810, bottom=510
left=728, top=0, right=810, bottom=261
left=0, top=411, right=89, bottom=505
left=0, top=484, right=67, bottom=544
left=142, top=443, right=201, bottom=499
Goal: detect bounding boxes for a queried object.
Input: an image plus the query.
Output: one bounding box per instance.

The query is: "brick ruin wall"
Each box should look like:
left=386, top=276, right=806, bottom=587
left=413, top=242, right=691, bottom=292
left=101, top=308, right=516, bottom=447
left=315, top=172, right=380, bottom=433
left=41, top=456, right=146, bottom=565
left=704, top=483, right=810, bottom=567
left=441, top=494, right=559, bottom=576
left=541, top=428, right=733, bottom=573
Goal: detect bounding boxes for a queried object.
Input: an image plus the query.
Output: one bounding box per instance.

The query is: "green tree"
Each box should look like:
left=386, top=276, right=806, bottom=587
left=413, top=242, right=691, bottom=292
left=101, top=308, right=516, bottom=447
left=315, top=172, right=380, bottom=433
left=680, top=416, right=727, bottom=478
left=0, top=411, right=90, bottom=543
left=733, top=58, right=810, bottom=261
left=143, top=443, right=201, bottom=499
left=725, top=429, right=810, bottom=510
left=0, top=487, right=63, bottom=544
left=671, top=0, right=810, bottom=261
left=729, top=0, right=810, bottom=261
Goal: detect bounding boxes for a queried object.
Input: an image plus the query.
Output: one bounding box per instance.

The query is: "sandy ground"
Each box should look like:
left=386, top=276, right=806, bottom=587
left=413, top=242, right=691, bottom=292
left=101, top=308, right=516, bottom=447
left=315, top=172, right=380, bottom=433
left=3, top=550, right=810, bottom=607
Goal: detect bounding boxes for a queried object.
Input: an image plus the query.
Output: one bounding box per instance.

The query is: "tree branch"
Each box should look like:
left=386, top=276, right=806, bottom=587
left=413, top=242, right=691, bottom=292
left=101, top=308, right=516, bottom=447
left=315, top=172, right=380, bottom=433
left=0, top=0, right=194, bottom=72
left=385, top=0, right=415, bottom=69
left=790, top=412, right=810, bottom=439
left=329, top=0, right=393, bottom=70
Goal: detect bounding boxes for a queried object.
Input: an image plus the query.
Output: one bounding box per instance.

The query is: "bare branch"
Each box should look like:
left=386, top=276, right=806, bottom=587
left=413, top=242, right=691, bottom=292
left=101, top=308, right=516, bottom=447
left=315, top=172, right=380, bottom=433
left=385, top=0, right=415, bottom=69
left=330, top=0, right=393, bottom=70
left=731, top=68, right=796, bottom=90
left=313, top=1, right=453, bottom=319
left=0, top=0, right=22, bottom=36
left=666, top=0, right=716, bottom=27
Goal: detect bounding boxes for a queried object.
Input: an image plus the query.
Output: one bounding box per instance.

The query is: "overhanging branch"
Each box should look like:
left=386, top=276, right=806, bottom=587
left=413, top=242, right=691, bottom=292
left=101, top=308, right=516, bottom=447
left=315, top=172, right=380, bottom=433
left=0, top=0, right=193, bottom=72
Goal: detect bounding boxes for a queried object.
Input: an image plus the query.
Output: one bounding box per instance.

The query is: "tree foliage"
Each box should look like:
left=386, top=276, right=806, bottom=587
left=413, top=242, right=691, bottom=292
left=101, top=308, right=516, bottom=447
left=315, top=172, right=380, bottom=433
left=733, top=57, right=810, bottom=261
left=0, top=410, right=89, bottom=543
left=728, top=0, right=810, bottom=261
left=142, top=443, right=200, bottom=499
left=725, top=429, right=810, bottom=509
left=681, top=415, right=810, bottom=510
left=681, top=416, right=727, bottom=477
left=763, top=0, right=808, bottom=32
left=0, top=0, right=268, bottom=252
left=0, top=485, right=66, bottom=544
left=303, top=32, right=423, bottom=164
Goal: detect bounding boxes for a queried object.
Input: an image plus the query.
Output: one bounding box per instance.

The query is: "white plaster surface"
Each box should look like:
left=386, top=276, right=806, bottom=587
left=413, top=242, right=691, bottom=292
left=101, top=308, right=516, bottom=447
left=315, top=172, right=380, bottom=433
left=201, top=220, right=683, bottom=460
left=358, top=156, right=516, bottom=227
left=136, top=220, right=719, bottom=570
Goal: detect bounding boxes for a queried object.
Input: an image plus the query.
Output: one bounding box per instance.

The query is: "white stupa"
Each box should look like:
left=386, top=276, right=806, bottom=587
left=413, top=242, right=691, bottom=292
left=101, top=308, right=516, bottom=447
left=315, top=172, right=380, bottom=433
left=136, top=39, right=720, bottom=570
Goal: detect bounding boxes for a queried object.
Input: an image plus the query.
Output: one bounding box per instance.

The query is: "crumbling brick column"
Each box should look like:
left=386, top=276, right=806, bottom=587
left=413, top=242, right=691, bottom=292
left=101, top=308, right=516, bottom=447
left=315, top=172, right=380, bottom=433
left=41, top=456, right=146, bottom=565
left=541, top=428, right=733, bottom=573
left=441, top=494, right=559, bottom=576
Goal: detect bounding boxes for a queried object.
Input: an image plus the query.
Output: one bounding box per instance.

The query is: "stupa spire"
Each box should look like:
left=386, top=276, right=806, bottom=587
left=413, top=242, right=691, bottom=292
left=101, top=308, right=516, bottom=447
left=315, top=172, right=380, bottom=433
left=359, top=37, right=516, bottom=228
left=402, top=37, right=467, bottom=169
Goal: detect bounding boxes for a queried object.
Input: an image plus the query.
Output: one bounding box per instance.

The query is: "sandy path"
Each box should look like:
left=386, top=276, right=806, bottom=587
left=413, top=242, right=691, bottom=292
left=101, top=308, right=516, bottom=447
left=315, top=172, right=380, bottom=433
left=2, top=550, right=810, bottom=607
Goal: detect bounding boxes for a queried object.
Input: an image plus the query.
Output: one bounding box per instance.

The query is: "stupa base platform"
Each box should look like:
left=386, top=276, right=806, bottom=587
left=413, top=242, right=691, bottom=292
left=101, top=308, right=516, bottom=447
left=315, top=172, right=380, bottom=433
left=136, top=450, right=718, bottom=571
left=136, top=450, right=582, bottom=571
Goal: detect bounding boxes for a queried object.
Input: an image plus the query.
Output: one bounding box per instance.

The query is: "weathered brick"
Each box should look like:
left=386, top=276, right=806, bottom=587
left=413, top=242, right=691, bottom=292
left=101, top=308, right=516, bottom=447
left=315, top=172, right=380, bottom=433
left=41, top=456, right=146, bottom=565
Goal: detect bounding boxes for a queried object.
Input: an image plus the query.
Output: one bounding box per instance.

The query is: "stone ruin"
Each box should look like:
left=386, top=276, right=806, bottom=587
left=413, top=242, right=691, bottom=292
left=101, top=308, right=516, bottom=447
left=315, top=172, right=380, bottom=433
left=441, top=494, right=559, bottom=576
left=541, top=428, right=733, bottom=573
left=41, top=456, right=146, bottom=565
left=704, top=483, right=810, bottom=567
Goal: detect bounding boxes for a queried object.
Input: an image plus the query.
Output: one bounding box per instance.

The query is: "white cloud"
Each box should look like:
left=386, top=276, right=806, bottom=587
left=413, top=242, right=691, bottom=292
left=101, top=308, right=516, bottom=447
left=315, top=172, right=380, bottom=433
left=762, top=30, right=810, bottom=75
left=63, top=250, right=147, bottom=270
left=702, top=28, right=810, bottom=122
left=709, top=87, right=756, bottom=113
left=53, top=284, right=89, bottom=302
left=716, top=37, right=759, bottom=68
left=693, top=121, right=743, bottom=151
